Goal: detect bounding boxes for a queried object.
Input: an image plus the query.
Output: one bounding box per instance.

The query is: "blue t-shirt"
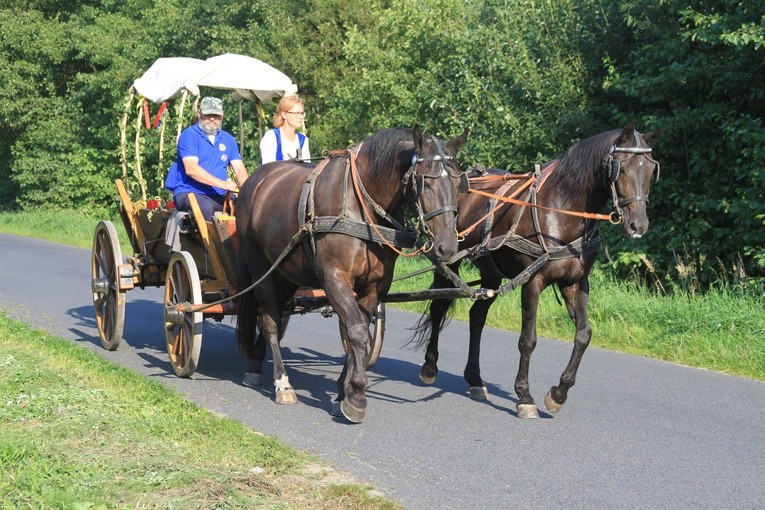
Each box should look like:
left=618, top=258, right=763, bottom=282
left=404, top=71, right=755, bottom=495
left=172, top=123, right=242, bottom=197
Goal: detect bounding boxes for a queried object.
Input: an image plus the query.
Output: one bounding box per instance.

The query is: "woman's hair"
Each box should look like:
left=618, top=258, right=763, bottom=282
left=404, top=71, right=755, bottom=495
left=273, top=95, right=304, bottom=128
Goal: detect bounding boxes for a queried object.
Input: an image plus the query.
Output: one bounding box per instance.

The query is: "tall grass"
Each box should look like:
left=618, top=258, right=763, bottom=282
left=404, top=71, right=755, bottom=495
left=391, top=257, right=765, bottom=380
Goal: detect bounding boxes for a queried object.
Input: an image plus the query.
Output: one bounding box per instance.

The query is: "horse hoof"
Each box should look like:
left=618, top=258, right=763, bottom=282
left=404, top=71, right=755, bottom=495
left=275, top=388, right=298, bottom=405
left=468, top=385, right=490, bottom=400
left=330, top=401, right=344, bottom=417
left=419, top=372, right=436, bottom=385
left=544, top=391, right=563, bottom=414
left=340, top=400, right=366, bottom=423
left=517, top=403, right=539, bottom=419
left=242, top=372, right=264, bottom=387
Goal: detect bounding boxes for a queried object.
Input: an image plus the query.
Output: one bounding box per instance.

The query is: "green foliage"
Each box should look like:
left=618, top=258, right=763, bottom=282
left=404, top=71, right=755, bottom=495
left=0, top=0, right=763, bottom=288
left=599, top=0, right=765, bottom=287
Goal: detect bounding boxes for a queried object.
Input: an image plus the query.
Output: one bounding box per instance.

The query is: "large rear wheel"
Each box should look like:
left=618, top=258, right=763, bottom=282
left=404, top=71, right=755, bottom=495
left=91, top=220, right=125, bottom=351
left=164, top=251, right=203, bottom=377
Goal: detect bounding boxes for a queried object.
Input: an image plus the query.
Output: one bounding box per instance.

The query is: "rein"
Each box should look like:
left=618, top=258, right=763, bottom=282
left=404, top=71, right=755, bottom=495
left=347, top=149, right=428, bottom=258
left=458, top=163, right=616, bottom=242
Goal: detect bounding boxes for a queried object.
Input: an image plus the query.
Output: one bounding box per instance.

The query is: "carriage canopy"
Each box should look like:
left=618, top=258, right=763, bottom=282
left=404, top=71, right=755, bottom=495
left=133, top=53, right=298, bottom=104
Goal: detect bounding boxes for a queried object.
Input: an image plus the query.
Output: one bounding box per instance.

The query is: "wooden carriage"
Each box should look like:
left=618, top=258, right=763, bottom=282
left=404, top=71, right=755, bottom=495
left=90, top=55, right=384, bottom=378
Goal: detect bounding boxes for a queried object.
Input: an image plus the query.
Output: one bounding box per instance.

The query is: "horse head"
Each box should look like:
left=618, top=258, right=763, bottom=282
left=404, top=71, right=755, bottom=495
left=605, top=124, right=662, bottom=238
left=406, top=126, right=470, bottom=262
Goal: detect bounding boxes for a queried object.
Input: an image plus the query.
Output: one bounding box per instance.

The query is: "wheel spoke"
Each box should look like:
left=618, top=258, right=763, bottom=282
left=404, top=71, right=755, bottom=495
left=94, top=293, right=107, bottom=309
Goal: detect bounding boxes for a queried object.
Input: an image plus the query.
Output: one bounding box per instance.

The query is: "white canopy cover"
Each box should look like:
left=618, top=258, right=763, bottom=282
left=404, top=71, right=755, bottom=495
left=133, top=53, right=298, bottom=104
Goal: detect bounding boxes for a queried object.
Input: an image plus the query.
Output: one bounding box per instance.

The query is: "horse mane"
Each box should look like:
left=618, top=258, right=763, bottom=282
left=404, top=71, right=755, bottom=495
left=546, top=128, right=623, bottom=201
left=359, top=128, right=413, bottom=184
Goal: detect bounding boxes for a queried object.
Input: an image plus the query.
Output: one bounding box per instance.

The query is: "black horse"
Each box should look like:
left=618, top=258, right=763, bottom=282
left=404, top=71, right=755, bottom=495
left=414, top=125, right=661, bottom=418
left=236, top=127, right=468, bottom=423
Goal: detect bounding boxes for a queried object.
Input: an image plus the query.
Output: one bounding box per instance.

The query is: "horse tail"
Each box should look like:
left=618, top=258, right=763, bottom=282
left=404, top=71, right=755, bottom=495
left=235, top=255, right=260, bottom=361
left=409, top=298, right=455, bottom=349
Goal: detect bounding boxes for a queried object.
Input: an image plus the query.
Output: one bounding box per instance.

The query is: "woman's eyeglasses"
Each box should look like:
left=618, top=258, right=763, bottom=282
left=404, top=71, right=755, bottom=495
left=286, top=111, right=306, bottom=117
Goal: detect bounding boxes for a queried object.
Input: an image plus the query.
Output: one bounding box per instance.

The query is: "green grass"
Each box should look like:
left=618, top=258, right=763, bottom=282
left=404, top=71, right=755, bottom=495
left=0, top=208, right=109, bottom=250
left=0, top=312, right=401, bottom=509
left=391, top=257, right=765, bottom=381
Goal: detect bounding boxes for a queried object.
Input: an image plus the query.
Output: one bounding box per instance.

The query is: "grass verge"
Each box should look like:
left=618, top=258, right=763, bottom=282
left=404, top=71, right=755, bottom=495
left=390, top=258, right=765, bottom=381
left=0, top=312, right=400, bottom=509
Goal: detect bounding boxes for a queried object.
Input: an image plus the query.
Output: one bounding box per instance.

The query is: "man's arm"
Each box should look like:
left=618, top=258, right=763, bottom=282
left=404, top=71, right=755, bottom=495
left=182, top=156, right=239, bottom=192
left=230, top=160, right=248, bottom=187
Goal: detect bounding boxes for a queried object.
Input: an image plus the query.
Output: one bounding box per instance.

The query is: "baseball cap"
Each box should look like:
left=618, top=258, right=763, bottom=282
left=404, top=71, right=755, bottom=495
left=199, top=96, right=224, bottom=115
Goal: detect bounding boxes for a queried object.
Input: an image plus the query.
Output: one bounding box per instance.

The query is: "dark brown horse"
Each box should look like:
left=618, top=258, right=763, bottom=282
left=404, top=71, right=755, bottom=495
left=414, top=125, right=661, bottom=418
left=236, top=126, right=468, bottom=423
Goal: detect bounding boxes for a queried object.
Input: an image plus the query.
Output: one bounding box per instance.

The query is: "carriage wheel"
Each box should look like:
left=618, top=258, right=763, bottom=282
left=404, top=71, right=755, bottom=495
left=91, top=220, right=125, bottom=351
left=164, top=252, right=203, bottom=377
left=342, top=302, right=386, bottom=369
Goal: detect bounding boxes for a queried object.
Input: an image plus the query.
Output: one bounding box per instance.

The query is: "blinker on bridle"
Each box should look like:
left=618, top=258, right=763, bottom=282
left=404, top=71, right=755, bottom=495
left=401, top=138, right=467, bottom=242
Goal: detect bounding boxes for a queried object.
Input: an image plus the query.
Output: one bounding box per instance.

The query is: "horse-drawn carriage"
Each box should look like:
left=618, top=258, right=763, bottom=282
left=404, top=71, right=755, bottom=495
left=91, top=55, right=383, bottom=378
left=92, top=54, right=662, bottom=423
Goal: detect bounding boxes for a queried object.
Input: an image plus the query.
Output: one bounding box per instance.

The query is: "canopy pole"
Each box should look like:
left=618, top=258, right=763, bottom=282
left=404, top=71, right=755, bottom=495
left=158, top=109, right=167, bottom=196
left=257, top=101, right=264, bottom=158
left=238, top=99, right=244, bottom=157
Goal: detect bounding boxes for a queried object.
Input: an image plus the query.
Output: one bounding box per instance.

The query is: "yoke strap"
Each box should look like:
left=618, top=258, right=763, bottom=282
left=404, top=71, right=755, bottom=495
left=313, top=216, right=415, bottom=248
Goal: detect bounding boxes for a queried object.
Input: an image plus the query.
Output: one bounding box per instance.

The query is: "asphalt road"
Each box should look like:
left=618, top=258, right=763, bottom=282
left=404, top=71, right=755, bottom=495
left=1, top=232, right=763, bottom=509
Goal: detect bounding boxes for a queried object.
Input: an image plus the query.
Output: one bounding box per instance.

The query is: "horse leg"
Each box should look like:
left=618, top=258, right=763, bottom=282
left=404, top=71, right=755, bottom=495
left=420, top=298, right=450, bottom=385
left=242, top=329, right=267, bottom=387
left=464, top=294, right=498, bottom=400
left=544, top=279, right=591, bottom=414
left=330, top=319, right=351, bottom=417
left=246, top=311, right=290, bottom=387
left=420, top=269, right=457, bottom=384
left=326, top=284, right=373, bottom=423
left=515, top=280, right=543, bottom=419
left=260, top=306, right=297, bottom=404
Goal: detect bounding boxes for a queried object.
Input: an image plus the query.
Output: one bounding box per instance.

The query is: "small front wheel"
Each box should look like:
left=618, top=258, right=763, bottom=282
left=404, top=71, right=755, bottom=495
left=366, top=302, right=385, bottom=368
left=164, top=252, right=203, bottom=377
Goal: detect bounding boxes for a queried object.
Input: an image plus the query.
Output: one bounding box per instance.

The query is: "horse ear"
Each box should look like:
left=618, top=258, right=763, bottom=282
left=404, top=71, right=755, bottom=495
left=412, top=125, right=424, bottom=150
left=447, top=129, right=470, bottom=154
left=643, top=128, right=663, bottom=146
left=619, top=124, right=635, bottom=145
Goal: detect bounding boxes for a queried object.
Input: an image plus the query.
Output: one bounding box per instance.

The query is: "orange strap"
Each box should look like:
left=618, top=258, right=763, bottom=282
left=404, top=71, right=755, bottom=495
left=348, top=150, right=426, bottom=258
left=142, top=99, right=151, bottom=129
left=468, top=188, right=614, bottom=221
left=458, top=176, right=538, bottom=237
left=152, top=101, right=168, bottom=128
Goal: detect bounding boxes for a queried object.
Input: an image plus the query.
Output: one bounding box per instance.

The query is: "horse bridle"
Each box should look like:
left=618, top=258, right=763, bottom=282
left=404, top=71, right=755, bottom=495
left=403, top=138, right=467, bottom=240
left=604, top=131, right=661, bottom=222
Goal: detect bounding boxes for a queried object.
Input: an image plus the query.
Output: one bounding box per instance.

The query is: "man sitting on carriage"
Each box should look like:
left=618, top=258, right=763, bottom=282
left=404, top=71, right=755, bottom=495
left=167, top=96, right=249, bottom=220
